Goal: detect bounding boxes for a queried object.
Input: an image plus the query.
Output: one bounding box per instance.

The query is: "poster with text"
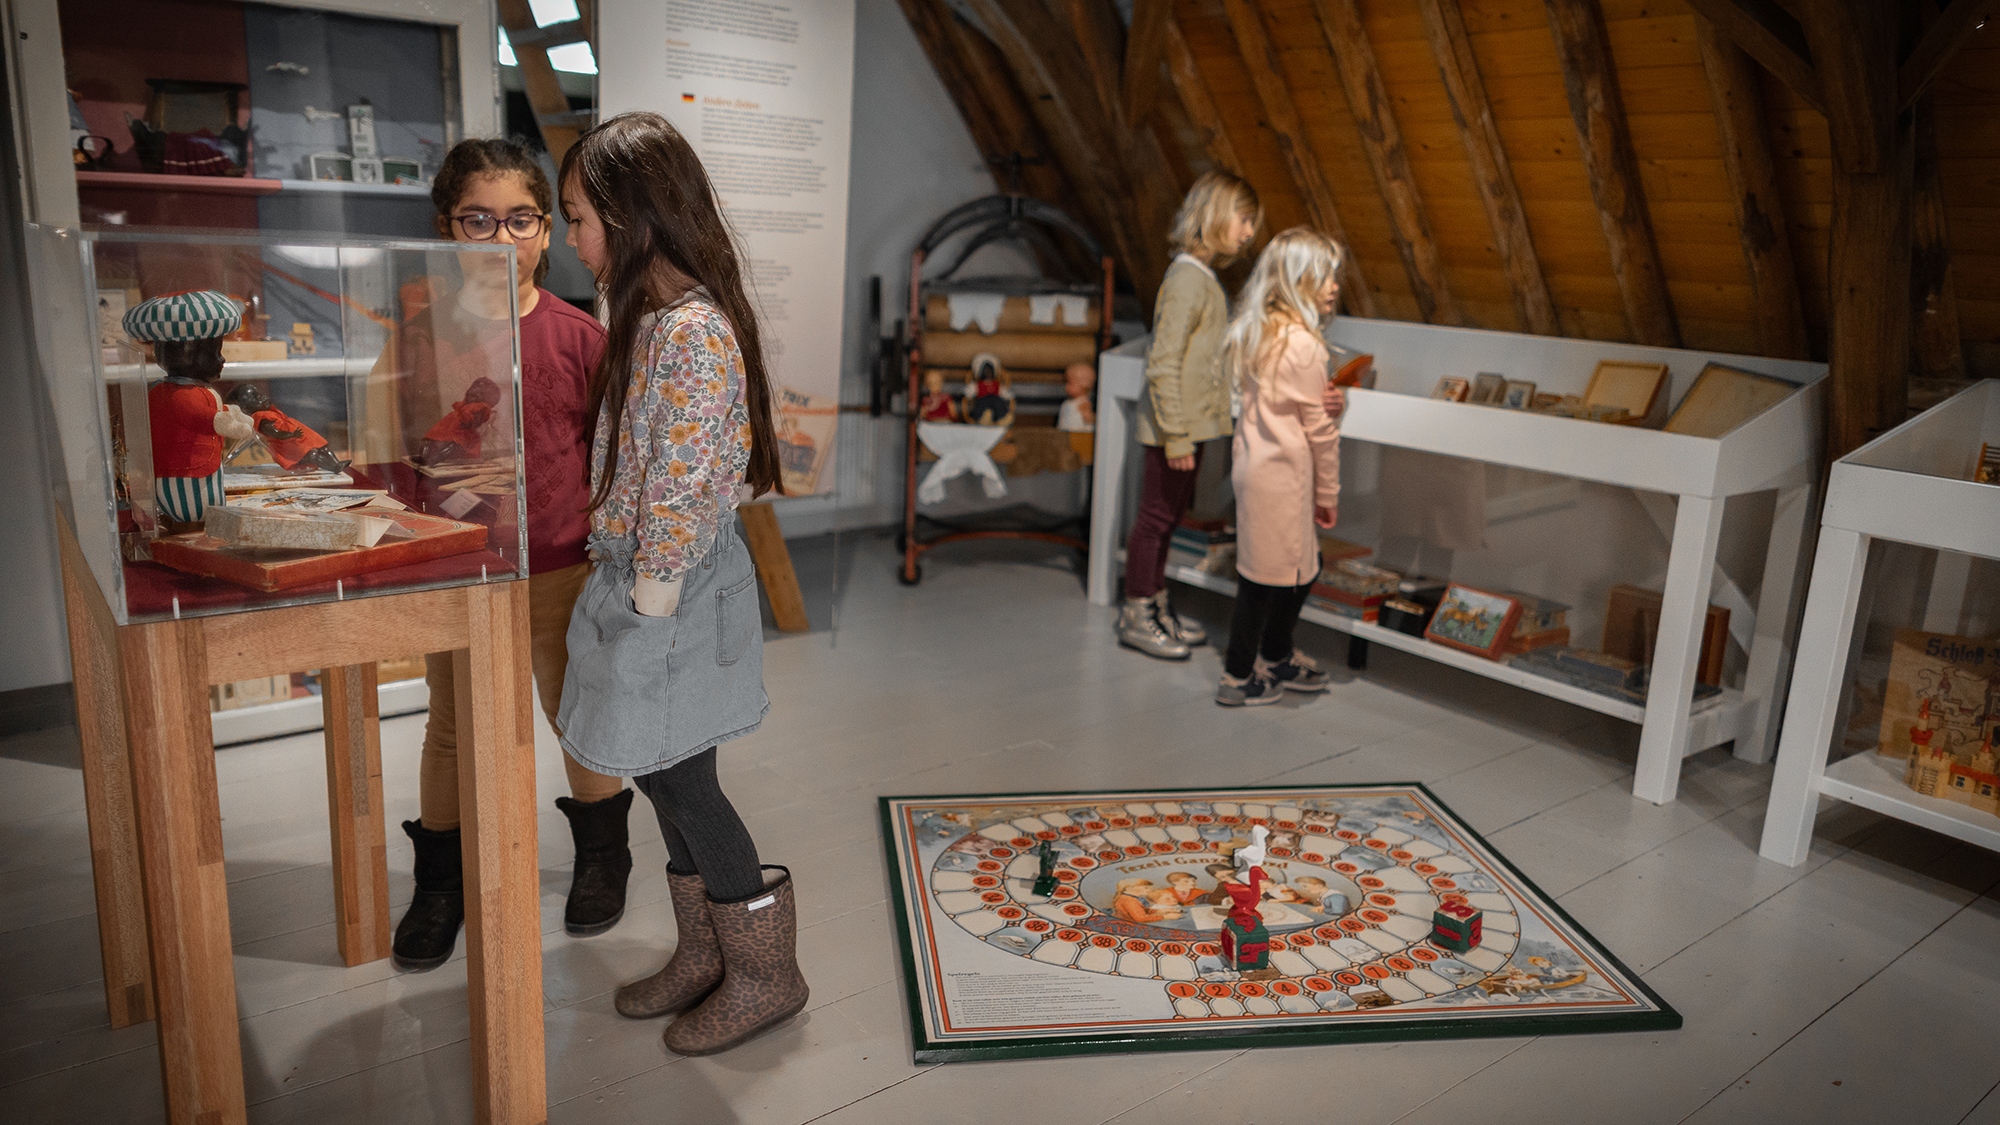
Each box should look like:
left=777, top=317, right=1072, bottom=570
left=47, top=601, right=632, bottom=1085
left=599, top=0, right=855, bottom=495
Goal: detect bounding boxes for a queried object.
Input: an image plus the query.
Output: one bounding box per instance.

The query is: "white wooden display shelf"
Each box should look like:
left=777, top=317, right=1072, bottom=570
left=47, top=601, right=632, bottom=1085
left=1166, top=561, right=1745, bottom=733
left=1760, top=380, right=2000, bottom=865
left=105, top=355, right=383, bottom=381
left=213, top=675, right=428, bottom=747
left=1090, top=318, right=1827, bottom=804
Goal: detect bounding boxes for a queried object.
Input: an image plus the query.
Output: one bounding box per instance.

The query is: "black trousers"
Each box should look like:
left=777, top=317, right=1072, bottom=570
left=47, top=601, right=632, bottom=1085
left=632, top=748, right=765, bottom=901
left=1223, top=577, right=1314, bottom=679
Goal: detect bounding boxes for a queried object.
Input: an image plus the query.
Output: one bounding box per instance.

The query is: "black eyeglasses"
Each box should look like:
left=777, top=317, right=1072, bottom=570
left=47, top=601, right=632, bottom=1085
left=451, top=212, right=548, bottom=241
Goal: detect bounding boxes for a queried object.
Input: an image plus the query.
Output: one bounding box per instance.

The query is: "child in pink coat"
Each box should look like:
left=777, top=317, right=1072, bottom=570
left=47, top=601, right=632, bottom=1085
left=1216, top=228, right=1347, bottom=707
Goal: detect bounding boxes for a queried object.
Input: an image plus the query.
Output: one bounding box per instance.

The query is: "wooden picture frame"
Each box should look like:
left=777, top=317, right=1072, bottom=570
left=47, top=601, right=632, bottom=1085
left=1432, top=376, right=1469, bottom=402
left=1582, top=360, right=1669, bottom=426
left=1502, top=380, right=1536, bottom=409
left=1424, top=584, right=1522, bottom=660
left=1470, top=372, right=1507, bottom=405
left=1664, top=363, right=1796, bottom=438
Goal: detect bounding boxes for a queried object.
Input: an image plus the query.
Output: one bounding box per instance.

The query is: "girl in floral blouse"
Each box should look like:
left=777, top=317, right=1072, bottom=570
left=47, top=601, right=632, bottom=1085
left=554, top=112, right=804, bottom=1057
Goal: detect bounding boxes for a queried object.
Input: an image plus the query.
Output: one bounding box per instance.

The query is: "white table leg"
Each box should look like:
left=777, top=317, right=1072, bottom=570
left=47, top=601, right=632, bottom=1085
left=1086, top=390, right=1135, bottom=606
left=1759, top=526, right=1871, bottom=865
left=1633, top=493, right=1725, bottom=804
left=1739, top=478, right=1815, bottom=764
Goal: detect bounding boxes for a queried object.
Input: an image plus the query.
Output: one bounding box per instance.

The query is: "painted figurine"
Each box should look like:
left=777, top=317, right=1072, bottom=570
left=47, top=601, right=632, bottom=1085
left=1217, top=826, right=1276, bottom=978
left=918, top=368, right=959, bottom=422
left=1031, top=839, right=1059, bottom=898
left=125, top=290, right=256, bottom=531
left=420, top=376, right=502, bottom=464
left=961, top=352, right=1015, bottom=428
left=224, top=384, right=349, bottom=475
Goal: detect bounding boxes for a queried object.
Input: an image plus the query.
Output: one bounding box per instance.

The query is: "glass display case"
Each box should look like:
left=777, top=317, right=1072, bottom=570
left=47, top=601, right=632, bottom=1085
left=27, top=223, right=528, bottom=624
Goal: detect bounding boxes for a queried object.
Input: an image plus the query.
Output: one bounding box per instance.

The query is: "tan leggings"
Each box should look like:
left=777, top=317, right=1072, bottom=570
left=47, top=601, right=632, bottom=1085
left=418, top=561, right=623, bottom=829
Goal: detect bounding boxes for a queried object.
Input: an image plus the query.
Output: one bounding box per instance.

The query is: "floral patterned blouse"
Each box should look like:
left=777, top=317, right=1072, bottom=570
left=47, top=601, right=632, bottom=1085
left=589, top=292, right=752, bottom=584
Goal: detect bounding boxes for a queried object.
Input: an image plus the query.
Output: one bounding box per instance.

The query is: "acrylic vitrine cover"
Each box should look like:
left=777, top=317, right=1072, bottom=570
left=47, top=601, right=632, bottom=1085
left=25, top=224, right=530, bottom=624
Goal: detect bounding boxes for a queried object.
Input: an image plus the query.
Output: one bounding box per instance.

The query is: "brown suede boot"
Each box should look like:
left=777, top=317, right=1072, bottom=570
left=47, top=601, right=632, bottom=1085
left=663, top=866, right=809, bottom=1056
left=614, top=869, right=723, bottom=1019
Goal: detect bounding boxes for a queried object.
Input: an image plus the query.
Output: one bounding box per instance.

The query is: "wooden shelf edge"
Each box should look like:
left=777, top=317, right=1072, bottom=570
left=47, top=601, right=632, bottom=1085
left=79, top=171, right=283, bottom=196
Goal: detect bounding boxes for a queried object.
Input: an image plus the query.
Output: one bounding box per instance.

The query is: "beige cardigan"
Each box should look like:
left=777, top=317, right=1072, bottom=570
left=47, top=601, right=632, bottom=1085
left=1136, top=256, right=1231, bottom=459
left=1231, top=323, right=1341, bottom=587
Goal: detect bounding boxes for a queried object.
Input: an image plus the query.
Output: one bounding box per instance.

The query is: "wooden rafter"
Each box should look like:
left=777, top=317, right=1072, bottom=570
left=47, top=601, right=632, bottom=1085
left=1064, top=0, right=1184, bottom=297
left=1417, top=0, right=1557, bottom=336
left=1680, top=0, right=1824, bottom=114
left=1696, top=13, right=1808, bottom=360
left=1544, top=0, right=1680, bottom=346
left=1899, top=0, right=1997, bottom=111
left=1122, top=0, right=1172, bottom=125
left=495, top=0, right=582, bottom=160
left=1219, top=0, right=1376, bottom=316
left=1162, top=13, right=1242, bottom=176
left=1910, top=96, right=1966, bottom=383
left=899, top=1, right=1077, bottom=206
left=1803, top=0, right=1899, bottom=174
left=1310, top=0, right=1460, bottom=326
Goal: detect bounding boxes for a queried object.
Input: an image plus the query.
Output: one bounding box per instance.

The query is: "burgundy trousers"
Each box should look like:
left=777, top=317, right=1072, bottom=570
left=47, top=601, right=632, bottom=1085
left=1123, top=442, right=1207, bottom=599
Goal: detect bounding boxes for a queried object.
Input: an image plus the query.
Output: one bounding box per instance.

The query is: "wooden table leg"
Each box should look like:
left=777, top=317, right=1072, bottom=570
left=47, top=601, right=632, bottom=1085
left=321, top=663, right=391, bottom=966
left=455, top=582, right=547, bottom=1125
left=740, top=502, right=809, bottom=633
left=56, top=513, right=155, bottom=1027
left=119, top=618, right=247, bottom=1125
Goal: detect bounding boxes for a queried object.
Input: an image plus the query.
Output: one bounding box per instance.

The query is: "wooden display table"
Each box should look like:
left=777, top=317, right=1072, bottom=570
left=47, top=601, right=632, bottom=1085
left=57, top=513, right=545, bottom=1125
left=1760, top=381, right=2000, bottom=865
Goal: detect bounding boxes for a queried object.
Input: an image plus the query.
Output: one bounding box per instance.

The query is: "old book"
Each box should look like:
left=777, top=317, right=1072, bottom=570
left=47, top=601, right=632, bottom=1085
left=1603, top=584, right=1729, bottom=686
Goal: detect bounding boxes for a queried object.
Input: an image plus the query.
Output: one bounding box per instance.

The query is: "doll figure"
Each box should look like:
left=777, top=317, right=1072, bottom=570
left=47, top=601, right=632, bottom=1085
left=918, top=368, right=959, bottom=422
left=125, top=290, right=256, bottom=532
left=224, top=384, right=349, bottom=475
left=1056, top=361, right=1096, bottom=432
left=420, top=376, right=502, bottom=464
left=961, top=352, right=1015, bottom=428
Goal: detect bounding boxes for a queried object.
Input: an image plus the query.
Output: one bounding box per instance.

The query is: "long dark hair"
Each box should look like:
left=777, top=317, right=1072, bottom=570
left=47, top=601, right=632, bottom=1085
left=559, top=112, right=782, bottom=506
left=430, top=138, right=554, bottom=286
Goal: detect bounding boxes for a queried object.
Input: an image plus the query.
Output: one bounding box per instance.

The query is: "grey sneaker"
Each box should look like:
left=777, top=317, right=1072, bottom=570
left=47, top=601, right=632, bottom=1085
left=1148, top=590, right=1207, bottom=646
left=1216, top=671, right=1282, bottom=707
left=1258, top=650, right=1332, bottom=693
left=1118, top=597, right=1192, bottom=661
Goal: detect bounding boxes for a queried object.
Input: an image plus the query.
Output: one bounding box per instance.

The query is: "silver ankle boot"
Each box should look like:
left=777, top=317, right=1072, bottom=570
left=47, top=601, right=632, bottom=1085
left=1148, top=590, right=1207, bottom=646
left=1118, top=596, right=1192, bottom=660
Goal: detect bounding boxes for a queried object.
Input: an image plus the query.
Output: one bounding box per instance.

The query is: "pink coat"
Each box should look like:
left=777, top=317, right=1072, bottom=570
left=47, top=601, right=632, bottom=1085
left=1231, top=324, right=1341, bottom=586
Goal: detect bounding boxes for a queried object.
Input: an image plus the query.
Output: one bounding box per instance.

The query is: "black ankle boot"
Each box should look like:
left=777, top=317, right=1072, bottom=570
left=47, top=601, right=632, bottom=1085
left=556, top=788, right=634, bottom=936
left=392, top=819, right=464, bottom=971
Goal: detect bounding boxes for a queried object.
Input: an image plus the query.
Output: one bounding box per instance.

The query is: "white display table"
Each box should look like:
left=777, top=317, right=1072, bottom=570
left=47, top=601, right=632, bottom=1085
left=1087, top=318, right=1827, bottom=803
left=1759, top=380, right=2000, bottom=864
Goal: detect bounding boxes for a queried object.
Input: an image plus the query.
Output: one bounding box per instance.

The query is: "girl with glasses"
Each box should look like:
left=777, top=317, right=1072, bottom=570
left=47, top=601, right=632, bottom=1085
left=388, top=139, right=637, bottom=972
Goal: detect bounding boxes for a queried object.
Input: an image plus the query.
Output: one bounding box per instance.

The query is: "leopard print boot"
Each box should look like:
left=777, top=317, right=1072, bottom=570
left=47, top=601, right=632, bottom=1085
left=662, top=866, right=809, bottom=1056
left=614, top=869, right=723, bottom=1018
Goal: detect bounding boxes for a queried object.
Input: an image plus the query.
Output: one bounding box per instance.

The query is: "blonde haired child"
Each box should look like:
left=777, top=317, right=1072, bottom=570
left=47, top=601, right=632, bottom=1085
left=1121, top=171, right=1264, bottom=660
left=1216, top=228, right=1346, bottom=706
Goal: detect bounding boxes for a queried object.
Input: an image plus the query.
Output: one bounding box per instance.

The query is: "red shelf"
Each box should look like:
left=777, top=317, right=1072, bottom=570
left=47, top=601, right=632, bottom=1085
left=78, top=171, right=283, bottom=196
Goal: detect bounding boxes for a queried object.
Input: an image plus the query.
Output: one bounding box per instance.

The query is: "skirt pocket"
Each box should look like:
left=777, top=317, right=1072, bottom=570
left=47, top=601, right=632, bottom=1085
left=716, top=571, right=758, bottom=666
left=558, top=568, right=679, bottom=770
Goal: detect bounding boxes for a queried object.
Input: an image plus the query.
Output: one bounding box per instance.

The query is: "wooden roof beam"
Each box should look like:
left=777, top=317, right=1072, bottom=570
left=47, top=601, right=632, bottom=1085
left=1311, top=0, right=1462, bottom=326
left=1696, top=14, right=1809, bottom=360
left=1417, top=0, right=1557, bottom=336
left=1911, top=96, right=1966, bottom=384
left=1681, top=0, right=1824, bottom=114
left=1123, top=0, right=1171, bottom=125
left=1899, top=0, right=1996, bottom=111
left=1219, top=0, right=1377, bottom=317
left=1544, top=0, right=1680, bottom=346
left=1161, top=13, right=1243, bottom=176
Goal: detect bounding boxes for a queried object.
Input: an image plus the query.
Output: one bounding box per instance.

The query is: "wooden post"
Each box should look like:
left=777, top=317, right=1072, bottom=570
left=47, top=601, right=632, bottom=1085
left=1417, top=0, right=1558, bottom=336
left=54, top=512, right=154, bottom=1028
left=1122, top=0, right=1171, bottom=124
left=119, top=618, right=246, bottom=1125
left=1696, top=13, right=1809, bottom=360
left=1161, top=14, right=1243, bottom=176
left=454, top=581, right=546, bottom=1125
left=1910, top=96, right=1966, bottom=385
left=1544, top=0, right=1681, bottom=346
left=1220, top=0, right=1378, bottom=316
left=320, top=662, right=391, bottom=967
left=1311, top=0, right=1462, bottom=326
left=740, top=502, right=809, bottom=633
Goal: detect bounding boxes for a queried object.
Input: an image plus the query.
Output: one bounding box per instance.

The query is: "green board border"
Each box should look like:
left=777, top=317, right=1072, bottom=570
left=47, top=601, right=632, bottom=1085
left=879, top=783, right=1681, bottom=1064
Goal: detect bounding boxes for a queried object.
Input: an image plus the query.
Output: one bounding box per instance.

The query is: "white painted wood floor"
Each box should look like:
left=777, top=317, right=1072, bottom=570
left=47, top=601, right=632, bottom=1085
left=4, top=532, right=1997, bottom=1125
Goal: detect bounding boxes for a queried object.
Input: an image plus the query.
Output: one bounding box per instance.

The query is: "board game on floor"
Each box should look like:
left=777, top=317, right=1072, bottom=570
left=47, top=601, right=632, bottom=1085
left=881, top=785, right=1679, bottom=1062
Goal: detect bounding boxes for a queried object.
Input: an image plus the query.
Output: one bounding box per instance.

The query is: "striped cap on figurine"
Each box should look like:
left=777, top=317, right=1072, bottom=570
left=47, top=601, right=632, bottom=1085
left=121, top=290, right=242, bottom=342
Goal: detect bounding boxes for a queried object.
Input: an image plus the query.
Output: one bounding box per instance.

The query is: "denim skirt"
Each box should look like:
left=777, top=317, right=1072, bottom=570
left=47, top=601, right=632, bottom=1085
left=556, top=517, right=769, bottom=776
